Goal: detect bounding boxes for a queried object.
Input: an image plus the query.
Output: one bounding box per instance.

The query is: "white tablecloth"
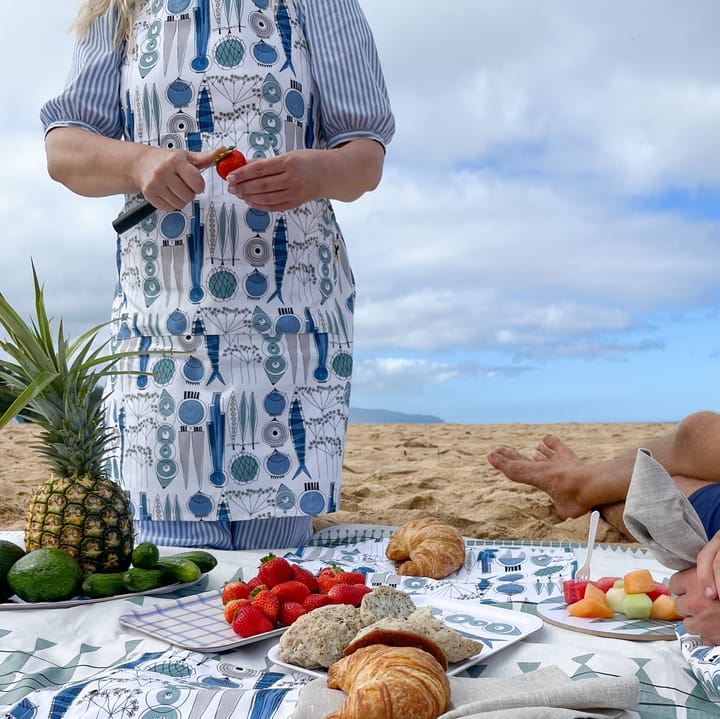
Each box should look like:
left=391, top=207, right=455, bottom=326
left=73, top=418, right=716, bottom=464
left=1, top=526, right=719, bottom=719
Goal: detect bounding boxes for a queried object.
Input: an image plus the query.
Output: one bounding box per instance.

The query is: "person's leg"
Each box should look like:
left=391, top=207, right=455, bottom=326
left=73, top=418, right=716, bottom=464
left=486, top=411, right=720, bottom=536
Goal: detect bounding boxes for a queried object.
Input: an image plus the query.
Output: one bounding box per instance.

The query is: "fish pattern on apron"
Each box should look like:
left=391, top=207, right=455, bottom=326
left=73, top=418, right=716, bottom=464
left=107, top=0, right=355, bottom=525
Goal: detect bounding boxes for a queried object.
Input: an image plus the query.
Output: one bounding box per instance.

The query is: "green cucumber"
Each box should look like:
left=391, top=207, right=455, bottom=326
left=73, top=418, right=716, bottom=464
left=82, top=571, right=128, bottom=598
left=168, top=550, right=217, bottom=574
left=123, top=567, right=168, bottom=593
left=132, top=542, right=160, bottom=569
left=156, top=556, right=202, bottom=584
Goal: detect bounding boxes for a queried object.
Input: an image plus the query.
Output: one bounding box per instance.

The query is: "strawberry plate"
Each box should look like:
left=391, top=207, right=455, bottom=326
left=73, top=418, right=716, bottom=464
left=119, top=588, right=286, bottom=651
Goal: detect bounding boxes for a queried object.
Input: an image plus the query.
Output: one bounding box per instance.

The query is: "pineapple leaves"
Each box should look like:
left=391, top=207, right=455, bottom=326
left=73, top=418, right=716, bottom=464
left=0, top=371, right=56, bottom=430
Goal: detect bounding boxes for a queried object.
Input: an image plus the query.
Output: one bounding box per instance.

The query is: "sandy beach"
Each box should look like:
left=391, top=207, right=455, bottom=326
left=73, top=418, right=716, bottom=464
left=0, top=421, right=676, bottom=543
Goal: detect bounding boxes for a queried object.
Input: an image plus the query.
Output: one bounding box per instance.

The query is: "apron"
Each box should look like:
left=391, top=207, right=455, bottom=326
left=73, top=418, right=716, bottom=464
left=108, top=0, right=355, bottom=526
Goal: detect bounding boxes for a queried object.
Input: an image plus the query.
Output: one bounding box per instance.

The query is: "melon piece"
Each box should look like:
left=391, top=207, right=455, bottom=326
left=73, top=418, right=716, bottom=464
left=605, top=586, right=626, bottom=614
left=567, top=583, right=614, bottom=618
left=594, top=576, right=620, bottom=593
left=623, top=569, right=654, bottom=594
left=650, top=594, right=681, bottom=621
left=621, top=592, right=652, bottom=619
left=563, top=579, right=589, bottom=605
left=647, top=581, right=671, bottom=602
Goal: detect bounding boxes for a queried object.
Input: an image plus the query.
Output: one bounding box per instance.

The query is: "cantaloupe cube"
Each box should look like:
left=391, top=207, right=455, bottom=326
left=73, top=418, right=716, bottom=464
left=650, top=594, right=681, bottom=621
left=568, top=594, right=615, bottom=618
left=623, top=569, right=654, bottom=594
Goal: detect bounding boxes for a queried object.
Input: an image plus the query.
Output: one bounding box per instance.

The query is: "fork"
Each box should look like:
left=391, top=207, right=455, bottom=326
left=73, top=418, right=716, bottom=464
left=575, top=510, right=600, bottom=581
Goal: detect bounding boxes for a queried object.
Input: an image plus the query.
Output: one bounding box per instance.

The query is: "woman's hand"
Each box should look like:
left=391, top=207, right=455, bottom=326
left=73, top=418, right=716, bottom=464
left=670, top=565, right=720, bottom=645
left=225, top=139, right=385, bottom=211
left=134, top=146, right=224, bottom=212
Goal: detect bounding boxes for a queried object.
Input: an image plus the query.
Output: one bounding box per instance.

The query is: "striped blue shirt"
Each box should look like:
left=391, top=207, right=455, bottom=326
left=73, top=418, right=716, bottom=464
left=40, top=0, right=395, bottom=150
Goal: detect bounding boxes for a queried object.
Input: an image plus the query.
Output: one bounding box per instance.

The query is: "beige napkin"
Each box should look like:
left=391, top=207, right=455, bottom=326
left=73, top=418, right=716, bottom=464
left=293, top=665, right=639, bottom=719
left=623, top=449, right=708, bottom=570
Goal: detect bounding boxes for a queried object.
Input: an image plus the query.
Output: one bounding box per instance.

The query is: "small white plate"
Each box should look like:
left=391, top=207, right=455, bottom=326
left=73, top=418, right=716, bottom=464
left=267, top=595, right=544, bottom=678
left=119, top=588, right=286, bottom=651
left=0, top=575, right=208, bottom=611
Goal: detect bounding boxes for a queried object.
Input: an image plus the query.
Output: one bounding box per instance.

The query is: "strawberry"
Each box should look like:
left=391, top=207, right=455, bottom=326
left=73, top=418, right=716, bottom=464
left=258, top=554, right=293, bottom=588
left=271, top=580, right=311, bottom=604
left=327, top=582, right=372, bottom=607
left=317, top=566, right=341, bottom=594
left=231, top=605, right=274, bottom=637
left=335, top=571, right=366, bottom=585
left=247, top=576, right=267, bottom=592
left=215, top=146, right=247, bottom=179
left=221, top=580, right=250, bottom=604
left=280, top=601, right=307, bottom=626
left=290, top=563, right=320, bottom=593
left=223, top=597, right=251, bottom=624
left=252, top=589, right=281, bottom=624
left=302, top=593, right=335, bottom=612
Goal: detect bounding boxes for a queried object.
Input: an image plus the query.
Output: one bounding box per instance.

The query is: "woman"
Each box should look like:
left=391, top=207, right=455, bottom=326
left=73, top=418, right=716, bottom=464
left=41, top=0, right=394, bottom=549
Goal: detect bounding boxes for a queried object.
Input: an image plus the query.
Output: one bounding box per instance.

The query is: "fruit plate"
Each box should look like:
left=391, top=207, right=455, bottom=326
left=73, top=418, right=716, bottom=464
left=267, top=596, right=544, bottom=678
left=119, top=589, right=286, bottom=651
left=0, top=574, right=209, bottom=611
left=536, top=595, right=678, bottom=640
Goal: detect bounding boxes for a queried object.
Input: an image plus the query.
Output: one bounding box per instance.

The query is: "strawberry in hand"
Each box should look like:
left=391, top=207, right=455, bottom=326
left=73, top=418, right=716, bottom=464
left=215, top=146, right=247, bottom=179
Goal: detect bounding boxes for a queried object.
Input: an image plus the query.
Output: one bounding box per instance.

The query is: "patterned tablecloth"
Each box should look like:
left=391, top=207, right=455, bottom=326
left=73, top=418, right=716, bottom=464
left=1, top=525, right=719, bottom=719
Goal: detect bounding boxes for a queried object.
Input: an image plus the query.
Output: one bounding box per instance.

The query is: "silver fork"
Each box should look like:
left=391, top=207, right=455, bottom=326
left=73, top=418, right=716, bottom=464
left=575, top=509, right=600, bottom=581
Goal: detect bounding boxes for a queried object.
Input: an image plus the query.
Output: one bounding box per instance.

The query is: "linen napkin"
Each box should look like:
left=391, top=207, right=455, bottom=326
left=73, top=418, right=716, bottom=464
left=293, top=665, right=639, bottom=719
left=623, top=449, right=708, bottom=570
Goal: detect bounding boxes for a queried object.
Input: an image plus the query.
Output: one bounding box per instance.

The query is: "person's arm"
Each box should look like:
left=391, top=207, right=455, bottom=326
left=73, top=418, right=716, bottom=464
left=226, top=0, right=393, bottom=211
left=226, top=139, right=384, bottom=212
left=45, top=127, right=221, bottom=212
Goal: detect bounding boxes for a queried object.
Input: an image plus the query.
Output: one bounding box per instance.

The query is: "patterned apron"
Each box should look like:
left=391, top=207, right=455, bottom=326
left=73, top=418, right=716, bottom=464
left=108, top=0, right=354, bottom=526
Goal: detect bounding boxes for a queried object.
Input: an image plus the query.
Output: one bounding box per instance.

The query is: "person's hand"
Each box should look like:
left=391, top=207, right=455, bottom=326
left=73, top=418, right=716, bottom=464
left=134, top=146, right=225, bottom=212
left=225, top=150, right=325, bottom=211
left=669, top=565, right=720, bottom=645
left=695, top=530, right=720, bottom=600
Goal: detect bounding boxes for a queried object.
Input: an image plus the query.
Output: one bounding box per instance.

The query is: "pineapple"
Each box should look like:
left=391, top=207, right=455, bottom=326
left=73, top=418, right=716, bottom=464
left=0, top=264, right=133, bottom=575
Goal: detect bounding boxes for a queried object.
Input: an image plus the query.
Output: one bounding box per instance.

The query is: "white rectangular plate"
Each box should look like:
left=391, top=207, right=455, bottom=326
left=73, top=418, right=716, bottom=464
left=119, top=589, right=286, bottom=651
left=268, top=595, right=544, bottom=678
left=0, top=576, right=208, bottom=611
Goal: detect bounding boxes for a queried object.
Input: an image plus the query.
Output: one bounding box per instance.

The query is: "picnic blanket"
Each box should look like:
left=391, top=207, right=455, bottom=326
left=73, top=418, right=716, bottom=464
left=1, top=525, right=719, bottom=719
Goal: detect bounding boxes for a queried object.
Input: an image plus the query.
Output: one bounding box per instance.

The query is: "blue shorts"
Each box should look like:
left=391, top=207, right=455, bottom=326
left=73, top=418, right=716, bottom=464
left=688, top=483, right=720, bottom=538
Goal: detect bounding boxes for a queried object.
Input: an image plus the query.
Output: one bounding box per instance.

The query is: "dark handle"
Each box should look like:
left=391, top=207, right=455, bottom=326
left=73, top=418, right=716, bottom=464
left=112, top=200, right=156, bottom=234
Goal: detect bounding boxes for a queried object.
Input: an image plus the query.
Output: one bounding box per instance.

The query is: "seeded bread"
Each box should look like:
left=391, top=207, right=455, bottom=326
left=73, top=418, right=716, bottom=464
left=359, top=585, right=417, bottom=625
left=278, top=604, right=365, bottom=669
left=406, top=606, right=484, bottom=663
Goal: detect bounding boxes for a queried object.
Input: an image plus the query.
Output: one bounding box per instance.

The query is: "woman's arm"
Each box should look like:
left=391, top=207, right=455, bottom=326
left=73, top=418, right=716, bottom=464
left=225, top=139, right=385, bottom=212
left=45, top=127, right=221, bottom=212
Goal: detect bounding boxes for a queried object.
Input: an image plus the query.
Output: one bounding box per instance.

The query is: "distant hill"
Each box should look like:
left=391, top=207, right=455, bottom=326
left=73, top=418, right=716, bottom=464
left=349, top=407, right=444, bottom=424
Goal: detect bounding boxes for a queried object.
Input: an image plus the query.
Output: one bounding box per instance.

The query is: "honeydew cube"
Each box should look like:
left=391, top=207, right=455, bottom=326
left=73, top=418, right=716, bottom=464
left=621, top=592, right=652, bottom=620
left=613, top=579, right=624, bottom=589
left=605, top=587, right=626, bottom=614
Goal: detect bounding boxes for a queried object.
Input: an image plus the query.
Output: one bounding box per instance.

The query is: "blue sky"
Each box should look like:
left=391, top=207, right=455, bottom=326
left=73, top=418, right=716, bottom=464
left=1, top=1, right=719, bottom=424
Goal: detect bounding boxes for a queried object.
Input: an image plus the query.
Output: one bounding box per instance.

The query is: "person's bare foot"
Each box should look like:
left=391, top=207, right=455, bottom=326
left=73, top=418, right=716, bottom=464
left=486, top=435, right=594, bottom=519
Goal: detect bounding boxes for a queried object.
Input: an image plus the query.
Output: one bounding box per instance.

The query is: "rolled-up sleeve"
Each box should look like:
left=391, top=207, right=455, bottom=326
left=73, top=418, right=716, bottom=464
left=301, top=0, right=395, bottom=149
left=40, top=7, right=125, bottom=139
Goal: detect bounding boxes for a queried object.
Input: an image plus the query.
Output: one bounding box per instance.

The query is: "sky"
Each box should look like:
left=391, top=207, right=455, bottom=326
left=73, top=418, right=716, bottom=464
left=1, top=1, right=720, bottom=424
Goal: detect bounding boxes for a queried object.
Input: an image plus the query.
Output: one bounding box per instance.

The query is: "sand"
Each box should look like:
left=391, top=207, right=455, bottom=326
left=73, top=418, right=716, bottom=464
left=0, top=421, right=677, bottom=543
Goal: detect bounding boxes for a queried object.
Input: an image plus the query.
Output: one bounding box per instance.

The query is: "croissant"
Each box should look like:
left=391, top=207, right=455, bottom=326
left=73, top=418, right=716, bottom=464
left=385, top=517, right=465, bottom=579
left=325, top=644, right=451, bottom=719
